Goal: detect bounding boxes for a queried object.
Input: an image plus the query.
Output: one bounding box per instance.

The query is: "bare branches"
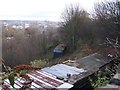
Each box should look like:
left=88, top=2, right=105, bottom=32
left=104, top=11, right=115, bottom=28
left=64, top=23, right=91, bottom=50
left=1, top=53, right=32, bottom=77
left=94, top=1, right=120, bottom=39
left=105, top=37, right=120, bottom=58
left=105, top=37, right=120, bottom=48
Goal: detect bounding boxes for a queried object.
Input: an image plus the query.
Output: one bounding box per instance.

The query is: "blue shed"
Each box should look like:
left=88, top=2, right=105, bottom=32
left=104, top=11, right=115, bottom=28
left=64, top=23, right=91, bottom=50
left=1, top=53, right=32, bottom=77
left=53, top=44, right=66, bottom=58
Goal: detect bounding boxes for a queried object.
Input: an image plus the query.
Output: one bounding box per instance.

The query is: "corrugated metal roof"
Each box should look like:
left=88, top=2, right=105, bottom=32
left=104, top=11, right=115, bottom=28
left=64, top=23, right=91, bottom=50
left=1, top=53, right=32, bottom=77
left=42, top=64, right=86, bottom=79
left=3, top=70, right=73, bottom=89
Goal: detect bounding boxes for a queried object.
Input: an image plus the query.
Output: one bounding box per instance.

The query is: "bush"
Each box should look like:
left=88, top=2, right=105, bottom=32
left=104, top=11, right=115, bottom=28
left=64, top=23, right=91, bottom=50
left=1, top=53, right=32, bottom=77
left=89, top=75, right=109, bottom=89
left=30, top=59, right=49, bottom=68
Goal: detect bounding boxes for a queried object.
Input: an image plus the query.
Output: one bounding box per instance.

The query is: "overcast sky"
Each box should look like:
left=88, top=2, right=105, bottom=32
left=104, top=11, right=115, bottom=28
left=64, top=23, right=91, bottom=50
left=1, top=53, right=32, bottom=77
left=0, top=0, right=107, bottom=21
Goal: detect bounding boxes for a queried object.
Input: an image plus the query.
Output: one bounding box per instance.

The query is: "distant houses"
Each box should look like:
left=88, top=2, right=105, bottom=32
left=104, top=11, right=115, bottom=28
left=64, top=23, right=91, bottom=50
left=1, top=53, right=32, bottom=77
left=2, top=20, right=59, bottom=31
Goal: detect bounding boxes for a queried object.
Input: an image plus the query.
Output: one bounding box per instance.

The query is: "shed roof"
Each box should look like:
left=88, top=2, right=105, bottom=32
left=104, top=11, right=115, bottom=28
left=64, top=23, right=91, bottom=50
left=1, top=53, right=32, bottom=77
left=66, top=53, right=111, bottom=71
left=54, top=44, right=66, bottom=51
left=66, top=53, right=112, bottom=84
left=42, top=64, right=86, bottom=79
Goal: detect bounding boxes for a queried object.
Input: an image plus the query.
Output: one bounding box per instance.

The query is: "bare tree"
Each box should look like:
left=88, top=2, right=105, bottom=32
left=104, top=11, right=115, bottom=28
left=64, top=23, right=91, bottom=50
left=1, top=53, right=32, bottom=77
left=94, top=0, right=120, bottom=40
left=59, top=5, right=92, bottom=51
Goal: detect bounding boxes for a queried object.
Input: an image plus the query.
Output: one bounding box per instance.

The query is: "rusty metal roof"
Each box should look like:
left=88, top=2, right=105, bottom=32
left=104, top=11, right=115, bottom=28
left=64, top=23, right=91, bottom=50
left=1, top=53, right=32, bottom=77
left=3, top=70, right=73, bottom=89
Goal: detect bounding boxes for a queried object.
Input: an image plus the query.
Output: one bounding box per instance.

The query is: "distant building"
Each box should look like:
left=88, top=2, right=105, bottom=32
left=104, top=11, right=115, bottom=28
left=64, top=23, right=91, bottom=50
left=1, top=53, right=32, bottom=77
left=3, top=22, right=8, bottom=27
left=12, top=25, right=23, bottom=29
left=53, top=44, right=66, bottom=58
left=25, top=24, right=30, bottom=28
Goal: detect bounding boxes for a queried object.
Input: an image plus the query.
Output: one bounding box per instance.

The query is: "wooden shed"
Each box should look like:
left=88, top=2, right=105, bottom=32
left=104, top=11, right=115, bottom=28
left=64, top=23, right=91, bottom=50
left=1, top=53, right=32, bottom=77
left=66, top=53, right=112, bottom=89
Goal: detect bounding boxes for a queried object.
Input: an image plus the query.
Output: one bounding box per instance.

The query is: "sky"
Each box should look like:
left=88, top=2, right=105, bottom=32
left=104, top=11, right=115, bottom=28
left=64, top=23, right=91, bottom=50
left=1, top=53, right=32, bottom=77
left=0, top=0, right=107, bottom=21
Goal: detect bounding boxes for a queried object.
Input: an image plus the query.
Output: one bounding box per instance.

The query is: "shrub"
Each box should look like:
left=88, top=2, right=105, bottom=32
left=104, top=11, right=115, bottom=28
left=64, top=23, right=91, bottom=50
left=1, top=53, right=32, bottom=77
left=30, top=59, right=49, bottom=68
left=89, top=75, right=109, bottom=89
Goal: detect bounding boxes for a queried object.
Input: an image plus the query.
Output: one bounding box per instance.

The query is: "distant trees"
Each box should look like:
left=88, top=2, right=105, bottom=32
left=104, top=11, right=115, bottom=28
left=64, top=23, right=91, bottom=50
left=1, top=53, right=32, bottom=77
left=59, top=5, right=93, bottom=51
left=46, top=27, right=60, bottom=46
left=2, top=26, right=59, bottom=67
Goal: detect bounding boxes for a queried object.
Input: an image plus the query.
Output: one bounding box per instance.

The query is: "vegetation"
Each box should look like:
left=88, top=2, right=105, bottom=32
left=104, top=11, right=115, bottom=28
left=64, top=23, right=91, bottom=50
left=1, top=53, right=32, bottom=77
left=59, top=5, right=93, bottom=51
left=90, top=75, right=109, bottom=89
left=89, top=56, right=120, bottom=89
left=94, top=0, right=120, bottom=40
left=1, top=58, right=40, bottom=89
left=2, top=25, right=59, bottom=67
left=30, top=59, right=49, bottom=68
left=59, top=0, right=120, bottom=51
